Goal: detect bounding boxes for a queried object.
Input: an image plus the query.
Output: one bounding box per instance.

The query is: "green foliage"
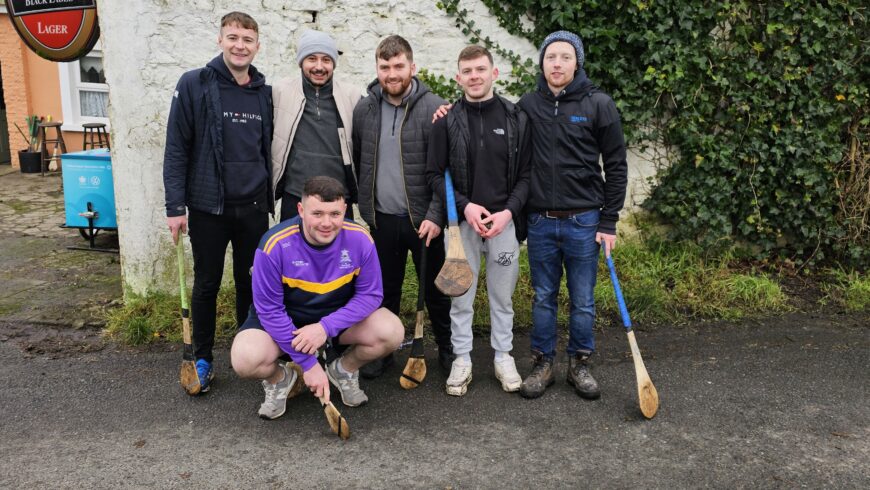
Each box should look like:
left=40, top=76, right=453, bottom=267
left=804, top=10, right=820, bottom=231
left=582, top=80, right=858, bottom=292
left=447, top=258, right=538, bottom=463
left=821, top=269, right=870, bottom=311
left=418, top=68, right=463, bottom=101
left=438, top=0, right=869, bottom=267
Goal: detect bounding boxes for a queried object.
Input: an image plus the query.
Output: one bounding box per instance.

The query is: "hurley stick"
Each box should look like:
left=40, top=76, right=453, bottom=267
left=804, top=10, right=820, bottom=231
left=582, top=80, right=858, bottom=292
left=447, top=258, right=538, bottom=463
left=400, top=244, right=428, bottom=389
left=434, top=169, right=473, bottom=297
left=176, top=238, right=200, bottom=395
left=606, top=255, right=660, bottom=419
left=318, top=395, right=350, bottom=440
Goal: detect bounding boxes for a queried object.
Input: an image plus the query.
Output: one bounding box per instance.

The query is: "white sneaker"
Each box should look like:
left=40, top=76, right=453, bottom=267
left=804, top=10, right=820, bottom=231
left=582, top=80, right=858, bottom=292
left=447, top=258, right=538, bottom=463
left=446, top=358, right=472, bottom=396
left=494, top=355, right=522, bottom=392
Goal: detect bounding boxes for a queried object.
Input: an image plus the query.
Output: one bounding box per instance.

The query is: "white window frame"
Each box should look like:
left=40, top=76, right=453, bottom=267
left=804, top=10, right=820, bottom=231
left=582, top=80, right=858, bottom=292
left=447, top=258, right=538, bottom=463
left=58, top=44, right=110, bottom=131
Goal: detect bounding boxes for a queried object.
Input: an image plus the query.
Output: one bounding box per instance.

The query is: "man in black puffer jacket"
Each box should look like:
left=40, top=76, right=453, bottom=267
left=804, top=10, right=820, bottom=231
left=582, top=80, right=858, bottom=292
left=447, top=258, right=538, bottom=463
left=163, top=12, right=273, bottom=395
left=352, top=35, right=453, bottom=377
left=517, top=31, right=628, bottom=401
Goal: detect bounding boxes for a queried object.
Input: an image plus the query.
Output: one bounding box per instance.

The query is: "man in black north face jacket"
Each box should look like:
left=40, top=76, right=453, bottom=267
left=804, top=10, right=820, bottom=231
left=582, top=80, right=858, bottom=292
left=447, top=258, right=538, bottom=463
left=163, top=12, right=273, bottom=395
left=517, top=30, right=628, bottom=402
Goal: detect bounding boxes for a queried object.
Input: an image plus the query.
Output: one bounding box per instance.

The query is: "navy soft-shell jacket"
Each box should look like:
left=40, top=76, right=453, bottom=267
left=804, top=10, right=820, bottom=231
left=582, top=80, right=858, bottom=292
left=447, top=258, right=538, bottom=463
left=163, top=55, right=273, bottom=217
left=518, top=72, right=627, bottom=234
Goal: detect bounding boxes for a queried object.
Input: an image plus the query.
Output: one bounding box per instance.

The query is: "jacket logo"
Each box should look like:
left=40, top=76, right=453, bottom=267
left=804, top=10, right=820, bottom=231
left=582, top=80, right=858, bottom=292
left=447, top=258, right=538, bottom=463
left=570, top=115, right=588, bottom=123
left=339, top=249, right=353, bottom=269
left=496, top=251, right=515, bottom=266
left=493, top=128, right=505, bottom=135
left=292, top=260, right=309, bottom=266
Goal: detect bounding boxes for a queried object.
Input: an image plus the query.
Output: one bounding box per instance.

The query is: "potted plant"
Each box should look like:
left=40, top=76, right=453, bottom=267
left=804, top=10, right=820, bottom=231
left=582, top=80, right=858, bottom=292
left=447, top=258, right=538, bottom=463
left=14, top=115, right=42, bottom=173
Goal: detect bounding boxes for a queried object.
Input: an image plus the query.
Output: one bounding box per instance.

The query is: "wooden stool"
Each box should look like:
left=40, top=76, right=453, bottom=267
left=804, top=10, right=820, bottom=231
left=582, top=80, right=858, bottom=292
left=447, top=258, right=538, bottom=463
left=82, top=122, right=110, bottom=150
left=37, top=121, right=67, bottom=176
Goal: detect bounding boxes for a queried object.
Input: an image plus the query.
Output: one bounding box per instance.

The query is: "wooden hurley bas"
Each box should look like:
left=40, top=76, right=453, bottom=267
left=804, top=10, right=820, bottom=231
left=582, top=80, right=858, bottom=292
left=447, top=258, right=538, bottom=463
left=319, top=396, right=350, bottom=440
left=435, top=170, right=473, bottom=297
left=176, top=239, right=201, bottom=395
left=401, top=244, right=429, bottom=389
left=606, top=255, right=660, bottom=419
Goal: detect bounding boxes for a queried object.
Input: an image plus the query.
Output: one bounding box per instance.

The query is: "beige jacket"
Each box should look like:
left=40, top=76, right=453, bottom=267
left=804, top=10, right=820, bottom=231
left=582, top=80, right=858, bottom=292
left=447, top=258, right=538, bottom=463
left=270, top=76, right=361, bottom=202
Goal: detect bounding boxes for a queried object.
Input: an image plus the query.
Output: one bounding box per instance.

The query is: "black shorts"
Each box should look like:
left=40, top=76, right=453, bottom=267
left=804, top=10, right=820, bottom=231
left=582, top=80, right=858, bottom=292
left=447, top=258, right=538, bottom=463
left=239, top=305, right=349, bottom=363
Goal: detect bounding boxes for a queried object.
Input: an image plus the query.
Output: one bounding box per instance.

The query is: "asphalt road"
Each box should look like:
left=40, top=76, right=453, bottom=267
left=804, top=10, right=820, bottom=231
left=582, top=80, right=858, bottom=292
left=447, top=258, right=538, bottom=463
left=0, top=313, right=867, bottom=488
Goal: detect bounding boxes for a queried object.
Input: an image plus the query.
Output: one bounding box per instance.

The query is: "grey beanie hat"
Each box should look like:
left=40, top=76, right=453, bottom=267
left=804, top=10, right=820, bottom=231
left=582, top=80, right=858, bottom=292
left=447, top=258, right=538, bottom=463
left=539, top=30, right=584, bottom=71
left=295, top=29, right=339, bottom=66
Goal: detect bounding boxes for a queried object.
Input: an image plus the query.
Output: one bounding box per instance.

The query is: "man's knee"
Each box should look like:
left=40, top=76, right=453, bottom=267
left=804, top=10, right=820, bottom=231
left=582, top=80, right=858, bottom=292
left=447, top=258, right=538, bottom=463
left=230, top=330, right=275, bottom=378
left=372, top=308, right=404, bottom=350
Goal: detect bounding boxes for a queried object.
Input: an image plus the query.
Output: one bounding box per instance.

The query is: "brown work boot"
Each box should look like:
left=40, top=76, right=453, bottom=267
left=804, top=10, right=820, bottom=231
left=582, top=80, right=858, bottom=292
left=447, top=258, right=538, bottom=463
left=567, top=351, right=600, bottom=400
left=519, top=351, right=555, bottom=399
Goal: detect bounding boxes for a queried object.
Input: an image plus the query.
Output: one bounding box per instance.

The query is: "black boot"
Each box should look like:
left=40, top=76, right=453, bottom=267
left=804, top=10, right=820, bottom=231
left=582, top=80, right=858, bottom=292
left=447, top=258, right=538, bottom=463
left=438, top=345, right=455, bottom=375
left=567, top=351, right=600, bottom=400
left=519, top=350, right=555, bottom=399
left=360, top=352, right=395, bottom=379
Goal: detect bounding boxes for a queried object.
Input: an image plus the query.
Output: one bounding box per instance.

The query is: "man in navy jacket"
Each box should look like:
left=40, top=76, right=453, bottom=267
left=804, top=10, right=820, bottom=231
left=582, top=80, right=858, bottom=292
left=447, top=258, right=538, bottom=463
left=163, top=11, right=273, bottom=395
left=517, top=31, right=628, bottom=400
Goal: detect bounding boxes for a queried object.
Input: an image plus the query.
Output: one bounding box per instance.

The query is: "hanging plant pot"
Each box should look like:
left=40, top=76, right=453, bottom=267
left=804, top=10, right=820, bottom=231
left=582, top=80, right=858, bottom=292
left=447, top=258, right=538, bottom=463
left=18, top=150, right=42, bottom=173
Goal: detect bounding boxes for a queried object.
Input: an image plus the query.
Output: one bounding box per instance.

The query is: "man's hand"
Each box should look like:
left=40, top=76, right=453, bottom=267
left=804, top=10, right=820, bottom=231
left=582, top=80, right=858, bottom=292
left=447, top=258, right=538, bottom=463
left=431, top=103, right=453, bottom=123
left=303, top=363, right=330, bottom=401
left=418, top=219, right=442, bottom=246
left=596, top=232, right=617, bottom=257
left=291, top=322, right=327, bottom=355
left=167, top=215, right=188, bottom=244
left=463, top=203, right=491, bottom=236
left=482, top=210, right=512, bottom=239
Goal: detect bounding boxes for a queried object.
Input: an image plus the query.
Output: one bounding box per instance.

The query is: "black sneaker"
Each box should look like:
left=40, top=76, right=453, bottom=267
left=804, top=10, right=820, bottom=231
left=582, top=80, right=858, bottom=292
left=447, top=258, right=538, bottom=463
left=438, top=345, right=456, bottom=374
left=519, top=351, right=555, bottom=399
left=567, top=351, right=600, bottom=400
left=359, top=352, right=395, bottom=379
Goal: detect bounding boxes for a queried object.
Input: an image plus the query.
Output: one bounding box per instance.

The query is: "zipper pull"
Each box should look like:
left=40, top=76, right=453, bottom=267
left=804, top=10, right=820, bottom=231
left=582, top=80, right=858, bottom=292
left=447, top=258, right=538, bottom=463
left=315, top=89, right=321, bottom=118
left=554, top=101, right=559, bottom=117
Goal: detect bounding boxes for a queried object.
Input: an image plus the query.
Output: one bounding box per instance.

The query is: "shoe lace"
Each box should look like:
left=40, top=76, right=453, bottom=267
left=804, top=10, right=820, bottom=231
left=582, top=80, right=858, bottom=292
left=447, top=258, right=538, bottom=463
left=261, top=380, right=279, bottom=402
left=530, top=356, right=550, bottom=378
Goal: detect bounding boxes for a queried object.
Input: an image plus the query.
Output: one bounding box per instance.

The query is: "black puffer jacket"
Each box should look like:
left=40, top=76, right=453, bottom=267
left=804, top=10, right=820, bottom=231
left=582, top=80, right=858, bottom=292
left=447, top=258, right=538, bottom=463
left=352, top=77, right=446, bottom=230
left=518, top=72, right=627, bottom=234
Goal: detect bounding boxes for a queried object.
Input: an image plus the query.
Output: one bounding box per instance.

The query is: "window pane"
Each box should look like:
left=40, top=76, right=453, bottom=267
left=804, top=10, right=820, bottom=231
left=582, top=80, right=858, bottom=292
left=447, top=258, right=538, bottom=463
left=80, top=91, right=108, bottom=117
left=79, top=55, right=105, bottom=84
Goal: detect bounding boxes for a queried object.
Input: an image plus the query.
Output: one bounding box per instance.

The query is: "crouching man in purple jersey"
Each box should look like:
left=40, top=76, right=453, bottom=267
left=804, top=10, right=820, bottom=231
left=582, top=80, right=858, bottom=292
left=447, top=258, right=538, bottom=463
left=231, top=176, right=403, bottom=418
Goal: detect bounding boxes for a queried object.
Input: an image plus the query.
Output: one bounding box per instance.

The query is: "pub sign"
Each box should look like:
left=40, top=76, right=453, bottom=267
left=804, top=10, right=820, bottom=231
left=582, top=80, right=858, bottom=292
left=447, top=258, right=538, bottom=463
left=5, top=0, right=100, bottom=62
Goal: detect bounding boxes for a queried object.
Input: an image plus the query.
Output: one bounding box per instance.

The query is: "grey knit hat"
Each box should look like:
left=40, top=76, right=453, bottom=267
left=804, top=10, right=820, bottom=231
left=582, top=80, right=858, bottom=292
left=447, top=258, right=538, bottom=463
left=295, top=29, right=338, bottom=66
left=539, top=30, right=584, bottom=71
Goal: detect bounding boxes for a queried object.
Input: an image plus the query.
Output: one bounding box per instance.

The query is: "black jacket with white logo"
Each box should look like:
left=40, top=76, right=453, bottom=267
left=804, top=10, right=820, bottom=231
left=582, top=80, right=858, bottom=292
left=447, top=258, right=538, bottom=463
left=518, top=72, right=627, bottom=234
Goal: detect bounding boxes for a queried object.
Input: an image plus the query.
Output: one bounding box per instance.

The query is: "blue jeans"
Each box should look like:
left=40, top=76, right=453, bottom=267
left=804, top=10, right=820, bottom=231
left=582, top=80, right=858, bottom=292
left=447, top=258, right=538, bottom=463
left=527, top=210, right=600, bottom=359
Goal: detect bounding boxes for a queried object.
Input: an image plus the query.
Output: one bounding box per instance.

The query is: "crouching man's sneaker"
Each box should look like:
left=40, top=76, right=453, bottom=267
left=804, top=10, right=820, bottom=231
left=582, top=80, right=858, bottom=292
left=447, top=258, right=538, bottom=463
left=326, top=358, right=369, bottom=407
left=195, top=359, right=215, bottom=394
left=519, top=351, right=555, bottom=399
left=567, top=351, right=600, bottom=400
left=258, top=362, right=305, bottom=420
left=446, top=358, right=472, bottom=396
left=494, top=355, right=522, bottom=392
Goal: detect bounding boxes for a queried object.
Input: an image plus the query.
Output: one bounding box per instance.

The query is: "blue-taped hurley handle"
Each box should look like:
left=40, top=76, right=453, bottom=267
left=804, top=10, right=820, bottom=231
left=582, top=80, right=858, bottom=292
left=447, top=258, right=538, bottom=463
left=606, top=255, right=632, bottom=331
left=444, top=169, right=458, bottom=223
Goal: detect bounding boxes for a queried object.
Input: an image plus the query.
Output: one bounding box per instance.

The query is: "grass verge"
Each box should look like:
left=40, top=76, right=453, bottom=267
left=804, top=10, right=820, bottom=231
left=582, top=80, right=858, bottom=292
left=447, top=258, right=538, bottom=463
left=105, top=233, right=792, bottom=345
left=820, top=269, right=870, bottom=312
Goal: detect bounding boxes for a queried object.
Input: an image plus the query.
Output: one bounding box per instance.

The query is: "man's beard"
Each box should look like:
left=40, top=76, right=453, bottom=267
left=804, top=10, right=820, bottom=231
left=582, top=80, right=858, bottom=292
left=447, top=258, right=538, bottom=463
left=381, top=76, right=412, bottom=97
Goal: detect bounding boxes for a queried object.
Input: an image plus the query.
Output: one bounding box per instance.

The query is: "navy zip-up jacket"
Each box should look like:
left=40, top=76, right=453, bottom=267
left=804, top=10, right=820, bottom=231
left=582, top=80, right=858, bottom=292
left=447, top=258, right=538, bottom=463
left=163, top=55, right=274, bottom=217
left=518, top=72, right=627, bottom=234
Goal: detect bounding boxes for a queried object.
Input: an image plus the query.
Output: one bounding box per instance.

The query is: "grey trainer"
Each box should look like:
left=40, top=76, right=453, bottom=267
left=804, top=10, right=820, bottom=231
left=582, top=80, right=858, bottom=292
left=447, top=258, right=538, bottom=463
left=258, top=362, right=303, bottom=420
left=326, top=358, right=369, bottom=407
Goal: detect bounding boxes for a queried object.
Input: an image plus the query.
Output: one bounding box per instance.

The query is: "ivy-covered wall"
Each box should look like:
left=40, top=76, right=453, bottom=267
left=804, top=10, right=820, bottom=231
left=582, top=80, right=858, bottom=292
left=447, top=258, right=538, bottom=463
left=436, top=0, right=868, bottom=266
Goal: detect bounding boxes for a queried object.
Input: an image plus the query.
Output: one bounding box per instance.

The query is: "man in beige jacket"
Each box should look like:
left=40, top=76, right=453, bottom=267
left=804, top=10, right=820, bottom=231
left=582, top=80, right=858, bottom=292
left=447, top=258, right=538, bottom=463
left=271, top=30, right=361, bottom=221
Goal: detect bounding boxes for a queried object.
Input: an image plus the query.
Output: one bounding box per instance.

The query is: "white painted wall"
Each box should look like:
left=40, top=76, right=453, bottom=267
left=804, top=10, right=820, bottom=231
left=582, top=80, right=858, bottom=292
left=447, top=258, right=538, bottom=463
left=96, top=0, right=655, bottom=293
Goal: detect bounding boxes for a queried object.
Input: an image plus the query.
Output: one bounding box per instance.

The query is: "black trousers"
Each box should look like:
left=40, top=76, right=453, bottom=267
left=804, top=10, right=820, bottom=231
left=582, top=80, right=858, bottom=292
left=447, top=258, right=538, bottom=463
left=371, top=212, right=452, bottom=350
left=188, top=204, right=269, bottom=362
